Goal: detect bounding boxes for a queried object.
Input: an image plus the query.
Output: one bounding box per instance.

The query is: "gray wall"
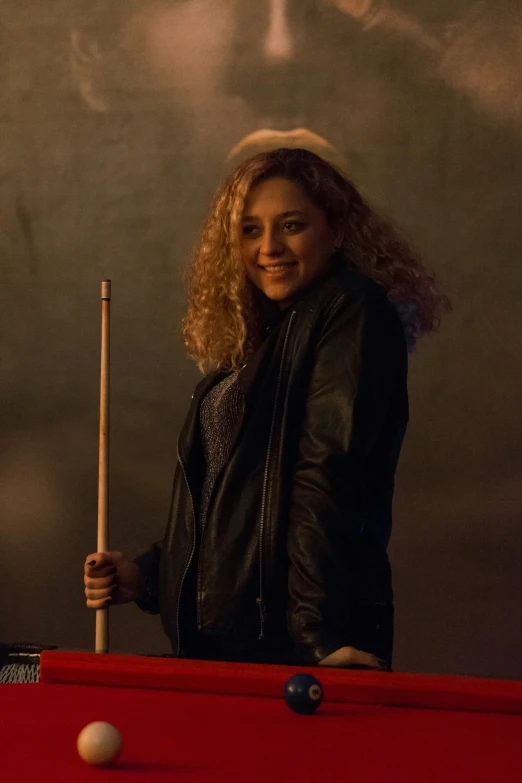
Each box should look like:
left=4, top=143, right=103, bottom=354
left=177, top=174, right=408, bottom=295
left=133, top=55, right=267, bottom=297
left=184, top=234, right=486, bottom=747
left=1, top=0, right=521, bottom=678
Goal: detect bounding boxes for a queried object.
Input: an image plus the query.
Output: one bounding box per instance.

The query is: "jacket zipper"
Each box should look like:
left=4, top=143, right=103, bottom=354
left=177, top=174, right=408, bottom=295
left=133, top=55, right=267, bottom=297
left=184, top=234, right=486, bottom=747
left=175, top=445, right=196, bottom=657
left=257, top=310, right=296, bottom=640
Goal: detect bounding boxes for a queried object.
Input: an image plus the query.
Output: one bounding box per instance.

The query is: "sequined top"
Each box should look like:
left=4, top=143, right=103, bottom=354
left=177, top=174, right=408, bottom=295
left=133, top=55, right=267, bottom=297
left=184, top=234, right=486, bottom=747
left=199, top=371, right=243, bottom=528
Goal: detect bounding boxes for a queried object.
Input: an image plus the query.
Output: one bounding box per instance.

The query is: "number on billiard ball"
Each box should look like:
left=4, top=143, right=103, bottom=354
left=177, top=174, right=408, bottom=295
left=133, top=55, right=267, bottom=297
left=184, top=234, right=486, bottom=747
left=284, top=673, right=323, bottom=714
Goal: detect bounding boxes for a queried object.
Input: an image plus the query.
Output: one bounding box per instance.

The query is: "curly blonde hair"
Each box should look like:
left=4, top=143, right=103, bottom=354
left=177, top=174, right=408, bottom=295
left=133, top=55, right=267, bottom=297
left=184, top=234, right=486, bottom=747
left=182, top=148, right=451, bottom=372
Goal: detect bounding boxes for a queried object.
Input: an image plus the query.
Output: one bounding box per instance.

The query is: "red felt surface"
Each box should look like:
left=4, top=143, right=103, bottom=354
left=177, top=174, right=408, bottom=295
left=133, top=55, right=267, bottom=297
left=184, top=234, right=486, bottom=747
left=2, top=679, right=522, bottom=782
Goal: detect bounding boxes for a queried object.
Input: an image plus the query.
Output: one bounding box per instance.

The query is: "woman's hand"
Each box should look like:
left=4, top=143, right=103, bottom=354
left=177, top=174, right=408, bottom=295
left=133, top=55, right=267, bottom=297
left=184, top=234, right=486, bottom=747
left=84, top=551, right=145, bottom=609
left=318, top=646, right=388, bottom=669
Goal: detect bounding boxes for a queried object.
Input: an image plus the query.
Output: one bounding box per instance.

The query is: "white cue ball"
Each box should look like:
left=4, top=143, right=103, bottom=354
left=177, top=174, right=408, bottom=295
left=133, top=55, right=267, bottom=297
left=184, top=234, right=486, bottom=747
left=77, top=721, right=122, bottom=766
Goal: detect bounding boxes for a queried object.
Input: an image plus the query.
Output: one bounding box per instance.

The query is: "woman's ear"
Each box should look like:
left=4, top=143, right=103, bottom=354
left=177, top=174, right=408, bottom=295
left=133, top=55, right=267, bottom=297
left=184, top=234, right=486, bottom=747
left=70, top=30, right=110, bottom=112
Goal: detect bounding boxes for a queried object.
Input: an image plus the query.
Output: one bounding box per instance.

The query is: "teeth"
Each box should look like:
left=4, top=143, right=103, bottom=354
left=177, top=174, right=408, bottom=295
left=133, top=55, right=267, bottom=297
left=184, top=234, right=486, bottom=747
left=263, top=264, right=296, bottom=272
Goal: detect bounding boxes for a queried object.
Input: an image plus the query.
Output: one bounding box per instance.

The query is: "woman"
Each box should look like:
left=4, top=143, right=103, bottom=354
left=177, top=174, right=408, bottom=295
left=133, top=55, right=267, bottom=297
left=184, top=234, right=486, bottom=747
left=84, top=148, right=449, bottom=668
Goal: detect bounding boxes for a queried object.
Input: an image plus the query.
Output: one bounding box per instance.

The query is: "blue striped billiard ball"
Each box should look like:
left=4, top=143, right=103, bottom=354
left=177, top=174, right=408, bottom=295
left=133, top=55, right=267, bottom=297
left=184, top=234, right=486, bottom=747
left=284, top=674, right=323, bottom=714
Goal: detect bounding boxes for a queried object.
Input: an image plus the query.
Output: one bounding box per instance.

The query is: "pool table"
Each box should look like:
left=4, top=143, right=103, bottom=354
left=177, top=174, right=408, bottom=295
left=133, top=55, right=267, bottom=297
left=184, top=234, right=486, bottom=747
left=2, top=650, right=522, bottom=782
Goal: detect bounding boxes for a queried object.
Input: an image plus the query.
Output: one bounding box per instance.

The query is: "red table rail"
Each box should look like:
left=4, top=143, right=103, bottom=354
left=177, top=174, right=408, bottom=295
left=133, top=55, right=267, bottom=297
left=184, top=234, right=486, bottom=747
left=40, top=650, right=522, bottom=715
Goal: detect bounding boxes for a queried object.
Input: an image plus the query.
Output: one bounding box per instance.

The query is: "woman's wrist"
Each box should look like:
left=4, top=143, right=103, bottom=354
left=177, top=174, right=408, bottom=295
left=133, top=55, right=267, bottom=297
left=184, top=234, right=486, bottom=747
left=131, top=563, right=147, bottom=603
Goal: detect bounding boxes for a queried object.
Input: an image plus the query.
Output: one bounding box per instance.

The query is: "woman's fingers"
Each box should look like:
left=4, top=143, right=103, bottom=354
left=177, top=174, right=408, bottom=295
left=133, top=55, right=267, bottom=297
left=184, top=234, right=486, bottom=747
left=83, top=551, right=139, bottom=608
left=350, top=649, right=383, bottom=668
left=84, top=565, right=116, bottom=580
left=84, top=574, right=116, bottom=591
left=319, top=645, right=388, bottom=669
left=84, top=568, right=117, bottom=608
left=84, top=552, right=118, bottom=576
left=85, top=585, right=116, bottom=600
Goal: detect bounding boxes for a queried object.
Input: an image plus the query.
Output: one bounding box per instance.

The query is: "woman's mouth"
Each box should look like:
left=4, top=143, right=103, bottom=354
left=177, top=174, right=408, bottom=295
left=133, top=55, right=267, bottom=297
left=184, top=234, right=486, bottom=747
left=259, top=261, right=299, bottom=276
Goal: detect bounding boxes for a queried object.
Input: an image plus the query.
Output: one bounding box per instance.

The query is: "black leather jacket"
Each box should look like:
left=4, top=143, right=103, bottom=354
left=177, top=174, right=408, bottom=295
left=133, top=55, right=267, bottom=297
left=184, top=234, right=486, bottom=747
left=135, top=263, right=408, bottom=665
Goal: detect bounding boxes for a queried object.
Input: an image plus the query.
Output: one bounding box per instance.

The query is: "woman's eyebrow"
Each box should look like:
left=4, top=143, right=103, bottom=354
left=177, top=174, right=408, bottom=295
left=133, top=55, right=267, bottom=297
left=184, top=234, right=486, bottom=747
left=241, top=209, right=309, bottom=221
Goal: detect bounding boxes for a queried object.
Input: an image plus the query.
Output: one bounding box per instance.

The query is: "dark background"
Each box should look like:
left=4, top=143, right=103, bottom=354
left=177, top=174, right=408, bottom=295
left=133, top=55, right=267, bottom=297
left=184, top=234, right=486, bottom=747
left=1, top=0, right=521, bottom=678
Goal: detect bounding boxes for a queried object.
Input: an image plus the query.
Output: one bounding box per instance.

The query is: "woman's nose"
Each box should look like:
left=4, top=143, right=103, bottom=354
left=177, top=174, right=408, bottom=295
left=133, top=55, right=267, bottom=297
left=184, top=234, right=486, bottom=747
left=260, top=229, right=285, bottom=256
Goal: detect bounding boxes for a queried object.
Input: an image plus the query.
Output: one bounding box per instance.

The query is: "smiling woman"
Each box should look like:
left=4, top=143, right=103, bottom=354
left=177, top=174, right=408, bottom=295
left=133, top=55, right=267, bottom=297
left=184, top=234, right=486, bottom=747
left=83, top=147, right=450, bottom=670
left=182, top=147, right=449, bottom=371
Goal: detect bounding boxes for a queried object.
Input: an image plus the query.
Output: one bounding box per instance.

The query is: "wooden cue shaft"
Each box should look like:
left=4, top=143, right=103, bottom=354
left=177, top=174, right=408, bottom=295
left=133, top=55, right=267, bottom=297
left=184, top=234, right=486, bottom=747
left=96, top=279, right=111, bottom=654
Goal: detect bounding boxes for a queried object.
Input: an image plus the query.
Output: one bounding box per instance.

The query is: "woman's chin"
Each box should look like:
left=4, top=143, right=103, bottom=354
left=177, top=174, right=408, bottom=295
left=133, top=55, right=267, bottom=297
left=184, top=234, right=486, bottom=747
left=259, top=283, right=301, bottom=309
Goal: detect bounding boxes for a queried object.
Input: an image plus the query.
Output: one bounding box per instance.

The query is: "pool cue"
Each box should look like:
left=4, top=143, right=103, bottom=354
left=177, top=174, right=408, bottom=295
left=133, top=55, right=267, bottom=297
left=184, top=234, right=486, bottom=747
left=96, top=280, right=111, bottom=654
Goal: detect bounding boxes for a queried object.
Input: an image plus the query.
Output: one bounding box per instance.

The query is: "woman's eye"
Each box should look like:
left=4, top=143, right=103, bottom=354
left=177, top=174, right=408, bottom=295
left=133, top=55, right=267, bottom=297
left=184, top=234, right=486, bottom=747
left=241, top=221, right=305, bottom=237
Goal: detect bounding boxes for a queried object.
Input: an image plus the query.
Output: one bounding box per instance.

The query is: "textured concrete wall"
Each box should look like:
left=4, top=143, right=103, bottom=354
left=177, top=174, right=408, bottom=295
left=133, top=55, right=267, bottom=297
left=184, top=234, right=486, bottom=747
left=1, top=0, right=521, bottom=678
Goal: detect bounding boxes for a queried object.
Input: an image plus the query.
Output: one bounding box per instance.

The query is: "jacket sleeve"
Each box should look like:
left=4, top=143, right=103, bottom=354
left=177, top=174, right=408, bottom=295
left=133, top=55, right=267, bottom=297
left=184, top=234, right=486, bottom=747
left=286, top=291, right=406, bottom=664
left=133, top=542, right=162, bottom=615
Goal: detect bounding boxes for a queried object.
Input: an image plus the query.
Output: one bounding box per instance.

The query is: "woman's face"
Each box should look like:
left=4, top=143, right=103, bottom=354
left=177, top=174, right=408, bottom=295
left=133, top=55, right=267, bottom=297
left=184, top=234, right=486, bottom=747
left=240, top=177, right=339, bottom=309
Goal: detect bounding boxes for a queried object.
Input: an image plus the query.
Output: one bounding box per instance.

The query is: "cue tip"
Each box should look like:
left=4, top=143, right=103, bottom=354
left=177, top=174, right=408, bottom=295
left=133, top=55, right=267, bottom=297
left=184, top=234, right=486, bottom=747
left=101, top=280, right=111, bottom=300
